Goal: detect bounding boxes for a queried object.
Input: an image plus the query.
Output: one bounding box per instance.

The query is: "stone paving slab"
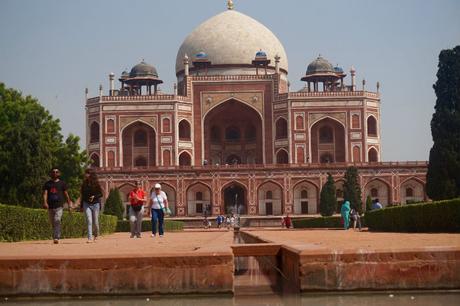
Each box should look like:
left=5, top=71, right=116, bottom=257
left=244, top=229, right=460, bottom=252
left=0, top=231, right=234, bottom=260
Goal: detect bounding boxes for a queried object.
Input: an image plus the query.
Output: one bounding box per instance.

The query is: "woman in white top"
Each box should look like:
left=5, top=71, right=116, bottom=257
left=149, top=183, right=169, bottom=237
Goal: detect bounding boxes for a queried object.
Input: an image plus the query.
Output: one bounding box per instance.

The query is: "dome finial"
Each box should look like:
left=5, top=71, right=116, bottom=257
left=227, top=0, right=234, bottom=10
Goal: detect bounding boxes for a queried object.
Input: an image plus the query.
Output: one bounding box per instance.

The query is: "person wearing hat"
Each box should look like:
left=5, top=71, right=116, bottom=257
left=149, top=183, right=169, bottom=237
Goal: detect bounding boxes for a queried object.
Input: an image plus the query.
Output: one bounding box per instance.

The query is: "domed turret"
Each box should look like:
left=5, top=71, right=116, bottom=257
left=129, top=60, right=159, bottom=78
left=119, top=60, right=163, bottom=96
left=305, top=56, right=335, bottom=75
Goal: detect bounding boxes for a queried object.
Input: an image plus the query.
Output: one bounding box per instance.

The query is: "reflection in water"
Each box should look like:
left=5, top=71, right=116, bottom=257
left=4, top=292, right=460, bottom=306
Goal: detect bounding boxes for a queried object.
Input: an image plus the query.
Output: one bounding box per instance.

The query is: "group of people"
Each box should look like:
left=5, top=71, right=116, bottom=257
left=42, top=167, right=170, bottom=244
left=340, top=198, right=383, bottom=231
left=202, top=215, right=238, bottom=229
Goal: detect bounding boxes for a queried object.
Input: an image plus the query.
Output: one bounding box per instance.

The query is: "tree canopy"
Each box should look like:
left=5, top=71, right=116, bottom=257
left=343, top=166, right=362, bottom=212
left=427, top=46, right=460, bottom=200
left=320, top=173, right=337, bottom=216
left=0, top=83, right=89, bottom=207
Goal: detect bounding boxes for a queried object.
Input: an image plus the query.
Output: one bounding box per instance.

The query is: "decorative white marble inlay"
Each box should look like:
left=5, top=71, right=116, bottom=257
left=88, top=107, right=99, bottom=113
left=161, top=136, right=172, bottom=144
left=367, top=101, right=379, bottom=107
left=367, top=138, right=380, bottom=144
left=275, top=139, right=289, bottom=147
left=274, top=103, right=287, bottom=109
left=294, top=133, right=306, bottom=141
left=179, top=141, right=193, bottom=149
left=88, top=143, right=99, bottom=150
left=103, top=105, right=174, bottom=111
left=292, top=101, right=363, bottom=107
left=178, top=105, right=192, bottom=111
left=350, top=132, right=362, bottom=139
left=105, top=137, right=116, bottom=144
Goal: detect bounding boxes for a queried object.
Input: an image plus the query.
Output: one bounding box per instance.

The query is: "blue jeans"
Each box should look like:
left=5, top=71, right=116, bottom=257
left=48, top=207, right=63, bottom=240
left=151, top=208, right=164, bottom=236
left=83, top=202, right=100, bottom=239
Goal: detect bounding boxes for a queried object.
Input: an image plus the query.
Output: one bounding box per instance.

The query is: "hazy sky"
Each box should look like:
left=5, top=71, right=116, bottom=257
left=1, top=0, right=459, bottom=161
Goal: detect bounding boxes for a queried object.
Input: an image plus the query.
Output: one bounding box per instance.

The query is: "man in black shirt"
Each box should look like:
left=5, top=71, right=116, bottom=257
left=43, top=168, right=72, bottom=244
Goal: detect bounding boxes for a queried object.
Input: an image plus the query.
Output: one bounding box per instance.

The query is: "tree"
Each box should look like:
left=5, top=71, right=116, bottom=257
left=343, top=166, right=362, bottom=212
left=0, top=83, right=87, bottom=207
left=320, top=173, right=337, bottom=216
left=366, top=195, right=372, bottom=212
left=56, top=134, right=90, bottom=200
left=427, top=46, right=460, bottom=200
left=104, top=188, right=124, bottom=220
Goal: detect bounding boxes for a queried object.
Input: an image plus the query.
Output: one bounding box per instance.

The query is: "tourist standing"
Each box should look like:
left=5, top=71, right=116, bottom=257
left=43, top=168, right=72, bottom=244
left=341, top=200, right=351, bottom=230
left=350, top=208, right=362, bottom=231
left=149, top=183, right=169, bottom=237
left=282, top=214, right=292, bottom=229
left=128, top=181, right=146, bottom=238
left=372, top=198, right=383, bottom=210
left=80, top=169, right=103, bottom=243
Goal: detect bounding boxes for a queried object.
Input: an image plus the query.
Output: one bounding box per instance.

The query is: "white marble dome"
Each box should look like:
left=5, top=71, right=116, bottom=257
left=175, top=10, right=288, bottom=75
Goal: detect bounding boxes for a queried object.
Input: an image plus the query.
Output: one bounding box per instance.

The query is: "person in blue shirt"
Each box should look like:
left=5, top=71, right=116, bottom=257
left=371, top=198, right=383, bottom=210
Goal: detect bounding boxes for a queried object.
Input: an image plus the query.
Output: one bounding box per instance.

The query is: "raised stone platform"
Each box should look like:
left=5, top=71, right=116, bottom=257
left=0, top=229, right=459, bottom=296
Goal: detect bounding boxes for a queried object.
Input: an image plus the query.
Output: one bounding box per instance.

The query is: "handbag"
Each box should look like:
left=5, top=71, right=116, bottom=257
left=155, top=194, right=172, bottom=215
left=132, top=204, right=142, bottom=212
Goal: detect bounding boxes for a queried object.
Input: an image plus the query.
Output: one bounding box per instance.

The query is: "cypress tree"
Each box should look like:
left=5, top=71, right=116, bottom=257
left=427, top=46, right=460, bottom=200
left=366, top=195, right=372, bottom=212
left=320, top=173, right=337, bottom=216
left=343, top=166, right=362, bottom=212
left=104, top=188, right=124, bottom=220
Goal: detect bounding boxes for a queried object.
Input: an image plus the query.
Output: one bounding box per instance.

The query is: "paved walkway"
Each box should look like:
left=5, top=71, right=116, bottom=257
left=245, top=229, right=460, bottom=251
left=1, top=229, right=459, bottom=259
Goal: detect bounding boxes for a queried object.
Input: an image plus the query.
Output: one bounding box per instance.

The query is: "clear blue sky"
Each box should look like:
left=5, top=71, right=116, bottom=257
left=1, top=0, right=459, bottom=161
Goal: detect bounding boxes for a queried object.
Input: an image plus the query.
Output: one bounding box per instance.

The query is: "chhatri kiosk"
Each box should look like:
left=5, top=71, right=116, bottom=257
left=85, top=1, right=427, bottom=217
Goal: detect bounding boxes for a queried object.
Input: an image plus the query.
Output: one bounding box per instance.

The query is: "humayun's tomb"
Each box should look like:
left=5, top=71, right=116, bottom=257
left=85, top=1, right=428, bottom=216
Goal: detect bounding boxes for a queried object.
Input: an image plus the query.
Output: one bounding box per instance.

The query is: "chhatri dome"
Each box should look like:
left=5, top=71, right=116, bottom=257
left=175, top=2, right=288, bottom=76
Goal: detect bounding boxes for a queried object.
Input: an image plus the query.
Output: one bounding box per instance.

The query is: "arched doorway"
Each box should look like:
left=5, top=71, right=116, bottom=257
left=258, top=182, right=283, bottom=215
left=204, top=100, right=263, bottom=164
left=368, top=147, right=379, bottom=162
left=293, top=181, right=318, bottom=214
left=276, top=149, right=289, bottom=164
left=311, top=118, right=346, bottom=163
left=186, top=183, right=211, bottom=216
left=179, top=151, right=191, bottom=166
left=122, top=122, right=156, bottom=168
left=222, top=182, right=247, bottom=215
left=365, top=179, right=391, bottom=207
left=400, top=179, right=425, bottom=204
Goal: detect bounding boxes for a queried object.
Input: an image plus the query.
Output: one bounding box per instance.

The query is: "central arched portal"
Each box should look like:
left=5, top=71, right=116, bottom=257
left=204, top=100, right=263, bottom=165
left=223, top=183, right=247, bottom=215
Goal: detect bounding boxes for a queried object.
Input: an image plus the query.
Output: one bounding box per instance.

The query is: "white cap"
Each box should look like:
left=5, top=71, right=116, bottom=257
left=154, top=183, right=161, bottom=189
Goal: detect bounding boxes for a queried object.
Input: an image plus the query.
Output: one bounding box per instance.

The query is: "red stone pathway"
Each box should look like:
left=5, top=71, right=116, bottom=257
left=244, top=229, right=460, bottom=251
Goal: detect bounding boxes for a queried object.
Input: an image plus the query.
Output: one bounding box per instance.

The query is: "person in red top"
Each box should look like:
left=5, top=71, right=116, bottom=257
left=282, top=214, right=292, bottom=229
left=128, top=181, right=146, bottom=238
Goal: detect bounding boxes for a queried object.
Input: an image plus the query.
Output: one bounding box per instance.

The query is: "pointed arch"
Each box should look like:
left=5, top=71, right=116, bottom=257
left=276, top=148, right=289, bottom=164
left=364, top=178, right=391, bottom=207
left=292, top=180, right=319, bottom=214
left=257, top=180, right=284, bottom=215
left=179, top=151, right=192, bottom=166
left=275, top=117, right=288, bottom=139
left=90, top=121, right=100, bottom=143
left=179, top=119, right=191, bottom=141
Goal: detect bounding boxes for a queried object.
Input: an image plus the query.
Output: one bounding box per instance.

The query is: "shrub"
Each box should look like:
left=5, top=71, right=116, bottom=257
left=116, top=219, right=184, bottom=232
left=365, top=198, right=460, bottom=232
left=104, top=188, right=124, bottom=220
left=366, top=195, right=372, bottom=212
left=0, top=203, right=118, bottom=242
left=293, top=216, right=343, bottom=228
left=320, top=173, right=337, bottom=216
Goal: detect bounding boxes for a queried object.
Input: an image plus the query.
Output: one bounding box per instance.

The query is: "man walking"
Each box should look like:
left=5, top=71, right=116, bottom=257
left=43, top=168, right=72, bottom=244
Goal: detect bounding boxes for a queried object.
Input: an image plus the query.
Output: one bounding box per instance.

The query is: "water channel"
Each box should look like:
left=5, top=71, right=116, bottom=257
left=3, top=292, right=460, bottom=306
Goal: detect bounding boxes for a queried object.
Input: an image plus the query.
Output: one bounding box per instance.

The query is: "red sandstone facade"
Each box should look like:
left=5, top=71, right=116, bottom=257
left=85, top=6, right=427, bottom=216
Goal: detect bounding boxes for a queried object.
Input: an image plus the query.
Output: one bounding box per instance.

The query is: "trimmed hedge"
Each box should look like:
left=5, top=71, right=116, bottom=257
left=116, top=219, right=184, bottom=232
left=0, top=204, right=118, bottom=242
left=293, top=216, right=343, bottom=228
left=365, top=198, right=460, bottom=232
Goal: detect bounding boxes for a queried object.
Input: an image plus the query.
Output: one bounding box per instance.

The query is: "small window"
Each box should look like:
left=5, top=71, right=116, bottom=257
left=90, top=122, right=100, bottom=143
left=301, top=190, right=308, bottom=199
left=370, top=188, right=378, bottom=198
left=179, top=120, right=191, bottom=140
left=367, top=116, right=377, bottom=137
left=352, top=114, right=360, bottom=129
left=266, top=191, right=273, bottom=199
left=295, top=115, right=304, bottom=130
left=276, top=118, right=288, bottom=139
left=107, top=119, right=115, bottom=133
left=107, top=151, right=115, bottom=167
left=162, top=118, right=171, bottom=133
left=196, top=203, right=203, bottom=214
left=134, top=129, right=147, bottom=147
left=406, top=187, right=413, bottom=197
left=196, top=191, right=203, bottom=201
